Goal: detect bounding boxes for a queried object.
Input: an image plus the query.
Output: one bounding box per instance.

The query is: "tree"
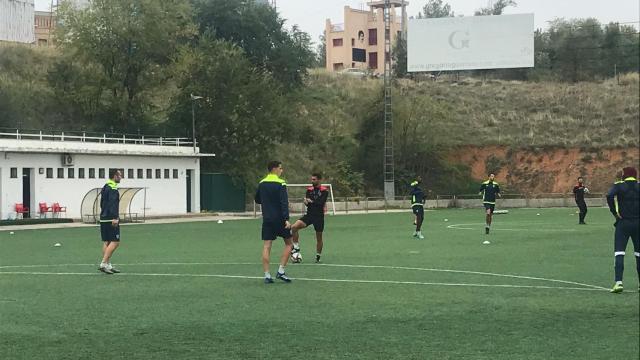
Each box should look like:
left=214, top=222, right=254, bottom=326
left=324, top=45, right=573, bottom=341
left=418, top=0, right=454, bottom=19
left=54, top=0, right=195, bottom=131
left=193, top=0, right=315, bottom=88
left=474, top=0, right=517, bottom=16
left=317, top=33, right=326, bottom=68
left=392, top=36, right=407, bottom=78
left=169, top=37, right=290, bottom=185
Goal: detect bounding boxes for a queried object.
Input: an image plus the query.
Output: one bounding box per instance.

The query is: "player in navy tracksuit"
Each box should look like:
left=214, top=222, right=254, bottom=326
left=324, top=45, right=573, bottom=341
left=291, top=172, right=329, bottom=263
left=99, top=169, right=122, bottom=274
left=410, top=179, right=426, bottom=239
left=606, top=167, right=639, bottom=293
left=255, top=161, right=293, bottom=284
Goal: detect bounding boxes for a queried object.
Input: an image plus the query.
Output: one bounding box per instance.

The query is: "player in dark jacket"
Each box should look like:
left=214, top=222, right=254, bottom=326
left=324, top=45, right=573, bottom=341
left=99, top=169, right=122, bottom=274
left=255, top=161, right=293, bottom=284
left=479, top=173, right=501, bottom=234
left=605, top=167, right=639, bottom=293
left=290, top=172, right=330, bottom=263
left=410, top=178, right=426, bottom=239
left=573, top=177, right=589, bottom=224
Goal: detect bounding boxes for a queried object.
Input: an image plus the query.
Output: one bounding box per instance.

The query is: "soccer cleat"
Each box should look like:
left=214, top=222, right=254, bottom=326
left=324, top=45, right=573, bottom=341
left=276, top=272, right=292, bottom=283
left=417, top=233, right=425, bottom=240
left=109, top=266, right=121, bottom=274
left=610, top=283, right=623, bottom=293
left=99, top=266, right=114, bottom=275
left=264, top=277, right=274, bottom=284
left=315, top=254, right=321, bottom=263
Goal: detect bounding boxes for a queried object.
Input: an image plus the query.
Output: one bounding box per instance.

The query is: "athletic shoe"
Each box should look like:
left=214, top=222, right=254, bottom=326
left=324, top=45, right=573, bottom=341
left=99, top=266, right=114, bottom=275
left=610, top=283, right=623, bottom=293
left=485, top=227, right=490, bottom=235
left=579, top=222, right=586, bottom=225
left=412, top=232, right=418, bottom=238
left=418, top=233, right=425, bottom=239
left=264, top=277, right=274, bottom=284
left=109, top=266, right=121, bottom=274
left=276, top=272, right=292, bottom=283
left=315, top=255, right=321, bottom=263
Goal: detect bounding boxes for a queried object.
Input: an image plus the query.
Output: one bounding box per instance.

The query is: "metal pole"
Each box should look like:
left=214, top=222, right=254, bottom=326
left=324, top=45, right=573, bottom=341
left=191, top=99, right=196, bottom=153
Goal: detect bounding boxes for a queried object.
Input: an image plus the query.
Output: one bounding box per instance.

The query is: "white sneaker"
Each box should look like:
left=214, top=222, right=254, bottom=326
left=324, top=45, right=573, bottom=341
left=417, top=233, right=425, bottom=239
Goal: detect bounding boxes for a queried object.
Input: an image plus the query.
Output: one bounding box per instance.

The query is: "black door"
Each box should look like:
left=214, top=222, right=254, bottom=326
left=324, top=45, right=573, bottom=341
left=186, top=170, right=192, bottom=213
left=22, top=168, right=31, bottom=218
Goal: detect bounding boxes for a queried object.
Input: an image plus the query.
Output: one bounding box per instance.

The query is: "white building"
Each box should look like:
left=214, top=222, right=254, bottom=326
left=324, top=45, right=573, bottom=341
left=0, top=130, right=214, bottom=221
left=0, top=0, right=35, bottom=44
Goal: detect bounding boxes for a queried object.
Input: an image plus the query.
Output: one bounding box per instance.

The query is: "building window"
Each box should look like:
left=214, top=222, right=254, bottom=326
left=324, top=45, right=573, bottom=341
left=147, top=169, right=153, bottom=179
left=128, top=169, right=134, bottom=179
left=46, top=168, right=53, bottom=178
left=10, top=168, right=18, bottom=178
left=164, top=169, right=170, bottom=179
left=369, top=52, right=378, bottom=69
left=57, top=168, right=64, bottom=179
left=173, top=169, right=178, bottom=179
left=332, top=38, right=343, bottom=47
left=137, top=169, right=144, bottom=179
left=369, top=29, right=377, bottom=45
left=89, top=168, right=96, bottom=179
left=79, top=168, right=85, bottom=179
left=99, top=168, right=105, bottom=179
left=155, top=169, right=161, bottom=179
left=68, top=168, right=75, bottom=179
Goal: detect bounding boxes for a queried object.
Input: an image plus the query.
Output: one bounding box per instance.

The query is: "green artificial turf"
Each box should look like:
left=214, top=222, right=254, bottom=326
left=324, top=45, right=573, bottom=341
left=1, top=207, right=638, bottom=359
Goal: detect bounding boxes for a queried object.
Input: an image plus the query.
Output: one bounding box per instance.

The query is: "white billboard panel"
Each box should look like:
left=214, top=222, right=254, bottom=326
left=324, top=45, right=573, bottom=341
left=408, top=14, right=534, bottom=72
left=0, top=0, right=35, bottom=43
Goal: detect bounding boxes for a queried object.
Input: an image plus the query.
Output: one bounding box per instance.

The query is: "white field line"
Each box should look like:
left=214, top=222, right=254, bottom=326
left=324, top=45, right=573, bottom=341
left=0, top=262, right=607, bottom=290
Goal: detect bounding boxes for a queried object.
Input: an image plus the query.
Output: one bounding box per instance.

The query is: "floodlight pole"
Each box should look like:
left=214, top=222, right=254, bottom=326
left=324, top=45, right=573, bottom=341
left=190, top=94, right=203, bottom=153
left=383, top=0, right=395, bottom=200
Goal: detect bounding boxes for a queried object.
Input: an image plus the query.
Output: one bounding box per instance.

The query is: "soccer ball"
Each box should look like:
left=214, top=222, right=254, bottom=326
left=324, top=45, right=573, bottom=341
left=291, top=252, right=302, bottom=263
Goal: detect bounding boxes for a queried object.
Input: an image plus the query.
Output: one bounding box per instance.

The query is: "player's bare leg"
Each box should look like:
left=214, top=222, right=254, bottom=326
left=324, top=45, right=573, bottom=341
left=485, top=210, right=492, bottom=234
left=290, top=220, right=308, bottom=254
left=315, top=232, right=324, bottom=262
left=101, top=241, right=119, bottom=264
left=262, top=240, right=273, bottom=273
left=275, top=237, right=293, bottom=283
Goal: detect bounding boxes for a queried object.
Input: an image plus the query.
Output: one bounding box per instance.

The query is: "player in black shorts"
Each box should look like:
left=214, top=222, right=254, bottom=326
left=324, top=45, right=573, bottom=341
left=479, top=173, right=501, bottom=235
left=410, top=178, right=426, bottom=239
left=98, top=169, right=122, bottom=274
left=291, top=172, right=329, bottom=263
left=255, top=161, right=293, bottom=284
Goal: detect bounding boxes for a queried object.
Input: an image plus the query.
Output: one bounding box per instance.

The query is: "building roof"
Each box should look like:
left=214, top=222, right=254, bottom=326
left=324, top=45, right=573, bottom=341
left=0, top=130, right=215, bottom=157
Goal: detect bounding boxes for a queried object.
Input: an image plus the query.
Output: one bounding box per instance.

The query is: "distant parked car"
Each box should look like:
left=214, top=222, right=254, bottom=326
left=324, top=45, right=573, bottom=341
left=340, top=68, right=368, bottom=78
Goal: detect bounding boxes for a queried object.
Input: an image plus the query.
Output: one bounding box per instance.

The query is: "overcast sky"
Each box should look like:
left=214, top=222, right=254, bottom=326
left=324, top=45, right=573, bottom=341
left=35, top=0, right=639, bottom=45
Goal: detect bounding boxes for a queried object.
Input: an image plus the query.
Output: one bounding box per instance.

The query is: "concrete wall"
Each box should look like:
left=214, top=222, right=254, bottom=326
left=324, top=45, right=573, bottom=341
left=0, top=152, right=200, bottom=219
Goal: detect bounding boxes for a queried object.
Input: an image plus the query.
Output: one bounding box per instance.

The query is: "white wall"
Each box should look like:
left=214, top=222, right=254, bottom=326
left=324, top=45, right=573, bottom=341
left=0, top=152, right=200, bottom=219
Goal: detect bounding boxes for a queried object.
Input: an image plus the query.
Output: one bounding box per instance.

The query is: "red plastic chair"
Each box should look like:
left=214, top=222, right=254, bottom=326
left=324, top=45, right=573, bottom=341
left=38, top=202, right=53, bottom=218
left=52, top=202, right=67, bottom=218
left=15, top=203, right=29, bottom=219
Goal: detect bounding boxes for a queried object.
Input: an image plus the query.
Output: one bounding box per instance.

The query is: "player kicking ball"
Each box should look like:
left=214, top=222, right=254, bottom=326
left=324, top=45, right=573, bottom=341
left=290, top=172, right=329, bottom=263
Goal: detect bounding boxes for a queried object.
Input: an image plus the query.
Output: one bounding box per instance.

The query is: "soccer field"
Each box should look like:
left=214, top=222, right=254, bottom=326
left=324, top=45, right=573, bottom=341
left=1, top=207, right=638, bottom=360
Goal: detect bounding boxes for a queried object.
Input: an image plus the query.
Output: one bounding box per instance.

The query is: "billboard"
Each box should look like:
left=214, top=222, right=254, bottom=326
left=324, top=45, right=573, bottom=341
left=408, top=14, right=534, bottom=72
left=0, top=0, right=34, bottom=43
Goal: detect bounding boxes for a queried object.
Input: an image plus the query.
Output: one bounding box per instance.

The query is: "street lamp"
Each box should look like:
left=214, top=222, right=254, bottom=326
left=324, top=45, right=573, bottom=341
left=190, top=94, right=203, bottom=153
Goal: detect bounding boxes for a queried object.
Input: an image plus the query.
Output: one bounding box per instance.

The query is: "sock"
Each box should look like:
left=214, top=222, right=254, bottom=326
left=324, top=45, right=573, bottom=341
left=278, top=265, right=285, bottom=274
left=264, top=272, right=271, bottom=279
left=486, top=223, right=490, bottom=228
left=616, top=281, right=623, bottom=285
left=100, top=262, right=107, bottom=268
left=614, top=255, right=625, bottom=282
left=316, top=253, right=321, bottom=257
left=293, top=243, right=300, bottom=250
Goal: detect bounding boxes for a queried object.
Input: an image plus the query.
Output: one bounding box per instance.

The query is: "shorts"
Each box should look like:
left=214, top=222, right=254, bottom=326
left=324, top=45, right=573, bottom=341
left=262, top=220, right=292, bottom=241
left=412, top=206, right=424, bottom=217
left=299, top=214, right=325, bottom=232
left=100, top=222, right=120, bottom=242
left=483, top=203, right=495, bottom=213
